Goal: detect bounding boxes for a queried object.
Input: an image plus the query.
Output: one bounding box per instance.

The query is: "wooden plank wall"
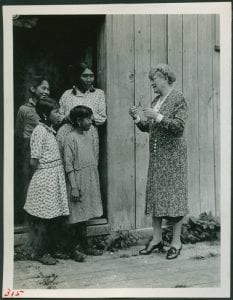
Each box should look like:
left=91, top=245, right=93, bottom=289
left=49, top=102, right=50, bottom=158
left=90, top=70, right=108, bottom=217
left=212, top=15, right=220, bottom=216
left=134, top=15, right=151, bottom=229
left=168, top=15, right=183, bottom=91
left=104, top=14, right=219, bottom=231
left=105, top=15, right=136, bottom=231
left=183, top=15, right=200, bottom=215
left=135, top=15, right=168, bottom=229
left=197, top=15, right=216, bottom=215
left=96, top=20, right=108, bottom=218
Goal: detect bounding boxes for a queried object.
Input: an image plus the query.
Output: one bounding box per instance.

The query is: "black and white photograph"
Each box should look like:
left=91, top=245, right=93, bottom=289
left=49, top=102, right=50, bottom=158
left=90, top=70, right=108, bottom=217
left=2, top=2, right=231, bottom=298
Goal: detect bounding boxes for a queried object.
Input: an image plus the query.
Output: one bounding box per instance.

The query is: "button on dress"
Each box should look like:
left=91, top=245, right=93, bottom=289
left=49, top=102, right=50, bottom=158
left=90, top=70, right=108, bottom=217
left=137, top=89, right=189, bottom=217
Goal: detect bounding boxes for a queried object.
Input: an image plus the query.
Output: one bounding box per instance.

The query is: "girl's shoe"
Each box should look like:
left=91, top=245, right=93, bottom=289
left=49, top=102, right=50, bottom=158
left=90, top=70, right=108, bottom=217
left=166, top=245, right=182, bottom=260
left=139, top=241, right=164, bottom=255
left=84, top=247, right=103, bottom=256
left=71, top=249, right=86, bottom=262
left=53, top=251, right=70, bottom=260
left=38, top=253, right=57, bottom=265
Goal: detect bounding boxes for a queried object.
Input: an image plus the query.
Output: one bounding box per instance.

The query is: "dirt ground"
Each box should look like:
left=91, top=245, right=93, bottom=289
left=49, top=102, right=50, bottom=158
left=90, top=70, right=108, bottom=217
left=14, top=241, right=220, bottom=289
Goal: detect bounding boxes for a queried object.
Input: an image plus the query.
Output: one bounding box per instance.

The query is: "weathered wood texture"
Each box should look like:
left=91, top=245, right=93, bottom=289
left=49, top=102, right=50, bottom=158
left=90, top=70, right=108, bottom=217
left=198, top=15, right=215, bottom=215
left=212, top=15, right=220, bottom=216
left=104, top=14, right=219, bottom=231
left=150, top=15, right=168, bottom=66
left=105, top=15, right=136, bottom=231
left=134, top=15, right=151, bottom=229
left=183, top=15, right=200, bottom=216
left=97, top=20, right=108, bottom=218
left=168, top=15, right=183, bottom=92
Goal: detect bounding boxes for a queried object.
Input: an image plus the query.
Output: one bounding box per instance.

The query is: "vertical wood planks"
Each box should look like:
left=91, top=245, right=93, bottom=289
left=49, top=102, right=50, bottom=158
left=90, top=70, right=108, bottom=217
left=183, top=15, right=200, bottom=216
left=212, top=15, right=220, bottom=216
left=134, top=15, right=151, bottom=229
left=150, top=15, right=167, bottom=67
left=105, top=15, right=135, bottom=231
left=104, top=14, right=220, bottom=232
left=198, top=15, right=215, bottom=215
left=168, top=15, right=183, bottom=91
left=96, top=18, right=108, bottom=218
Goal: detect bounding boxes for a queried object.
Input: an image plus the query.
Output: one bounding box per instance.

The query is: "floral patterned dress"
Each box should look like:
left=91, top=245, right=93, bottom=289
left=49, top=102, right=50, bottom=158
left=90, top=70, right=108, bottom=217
left=64, top=130, right=103, bottom=224
left=137, top=89, right=189, bottom=217
left=24, top=123, right=69, bottom=219
left=58, top=88, right=107, bottom=162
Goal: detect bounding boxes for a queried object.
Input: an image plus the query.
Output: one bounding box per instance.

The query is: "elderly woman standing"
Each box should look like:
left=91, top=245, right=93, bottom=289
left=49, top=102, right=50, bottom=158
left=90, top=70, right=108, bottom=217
left=129, top=63, right=188, bottom=259
left=57, top=62, right=107, bottom=162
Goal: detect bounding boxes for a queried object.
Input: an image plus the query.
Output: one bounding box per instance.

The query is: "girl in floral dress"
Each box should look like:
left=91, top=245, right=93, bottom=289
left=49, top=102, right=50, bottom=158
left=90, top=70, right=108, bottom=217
left=24, top=97, right=69, bottom=265
left=63, top=105, right=103, bottom=262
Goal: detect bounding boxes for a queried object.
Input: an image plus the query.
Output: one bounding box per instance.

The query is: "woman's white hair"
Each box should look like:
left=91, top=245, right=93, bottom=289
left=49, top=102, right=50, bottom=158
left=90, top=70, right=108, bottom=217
left=149, top=63, right=176, bottom=84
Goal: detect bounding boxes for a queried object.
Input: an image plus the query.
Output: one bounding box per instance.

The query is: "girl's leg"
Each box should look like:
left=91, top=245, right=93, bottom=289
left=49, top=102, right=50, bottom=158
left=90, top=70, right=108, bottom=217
left=62, top=222, right=86, bottom=262
left=76, top=222, right=87, bottom=250
left=26, top=214, right=48, bottom=257
left=151, top=216, right=163, bottom=245
left=28, top=217, right=57, bottom=265
left=78, top=222, right=103, bottom=256
left=60, top=223, right=79, bottom=255
left=46, top=217, right=64, bottom=255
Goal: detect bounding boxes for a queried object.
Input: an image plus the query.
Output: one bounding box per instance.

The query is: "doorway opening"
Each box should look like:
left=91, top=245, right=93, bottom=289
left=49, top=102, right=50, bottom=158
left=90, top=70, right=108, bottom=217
left=13, top=15, right=107, bottom=226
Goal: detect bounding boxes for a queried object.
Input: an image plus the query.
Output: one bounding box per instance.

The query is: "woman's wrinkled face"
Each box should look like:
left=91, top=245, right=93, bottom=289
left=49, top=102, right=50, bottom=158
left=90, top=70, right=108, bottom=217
left=33, top=80, right=50, bottom=99
left=79, top=115, right=94, bottom=131
left=150, top=72, right=166, bottom=94
left=79, top=68, right=94, bottom=91
left=48, top=108, right=61, bottom=126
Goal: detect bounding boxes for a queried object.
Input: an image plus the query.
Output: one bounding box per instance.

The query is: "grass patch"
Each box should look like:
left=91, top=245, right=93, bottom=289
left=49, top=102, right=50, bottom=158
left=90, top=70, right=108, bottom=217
left=163, top=211, right=220, bottom=245
left=174, top=284, right=187, bottom=288
left=190, top=251, right=219, bottom=260
left=39, top=272, right=58, bottom=289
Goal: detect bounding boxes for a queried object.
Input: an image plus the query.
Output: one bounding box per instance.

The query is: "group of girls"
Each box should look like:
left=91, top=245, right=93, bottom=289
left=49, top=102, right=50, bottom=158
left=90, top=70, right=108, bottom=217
left=15, top=62, right=107, bottom=265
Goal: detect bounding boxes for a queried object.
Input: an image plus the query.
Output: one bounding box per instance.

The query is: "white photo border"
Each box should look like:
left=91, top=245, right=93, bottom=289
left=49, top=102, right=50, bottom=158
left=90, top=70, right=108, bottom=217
left=2, top=2, right=232, bottom=298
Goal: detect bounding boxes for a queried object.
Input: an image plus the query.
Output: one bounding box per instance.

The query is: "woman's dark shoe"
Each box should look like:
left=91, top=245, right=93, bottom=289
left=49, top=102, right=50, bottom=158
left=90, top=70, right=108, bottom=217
left=166, top=245, right=182, bottom=260
left=139, top=241, right=164, bottom=255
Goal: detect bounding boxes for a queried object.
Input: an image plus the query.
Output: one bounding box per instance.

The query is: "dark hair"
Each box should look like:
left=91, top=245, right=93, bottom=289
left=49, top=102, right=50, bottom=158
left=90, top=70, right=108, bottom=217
left=36, top=97, right=59, bottom=123
left=69, top=105, right=93, bottom=126
left=29, top=75, right=49, bottom=94
left=68, top=62, right=95, bottom=95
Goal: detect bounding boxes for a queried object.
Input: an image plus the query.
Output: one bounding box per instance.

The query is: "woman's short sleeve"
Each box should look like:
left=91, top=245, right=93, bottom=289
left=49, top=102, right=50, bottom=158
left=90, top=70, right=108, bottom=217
left=64, top=134, right=75, bottom=173
left=30, top=125, right=46, bottom=159
left=59, top=90, right=68, bottom=116
left=93, top=89, right=107, bottom=125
